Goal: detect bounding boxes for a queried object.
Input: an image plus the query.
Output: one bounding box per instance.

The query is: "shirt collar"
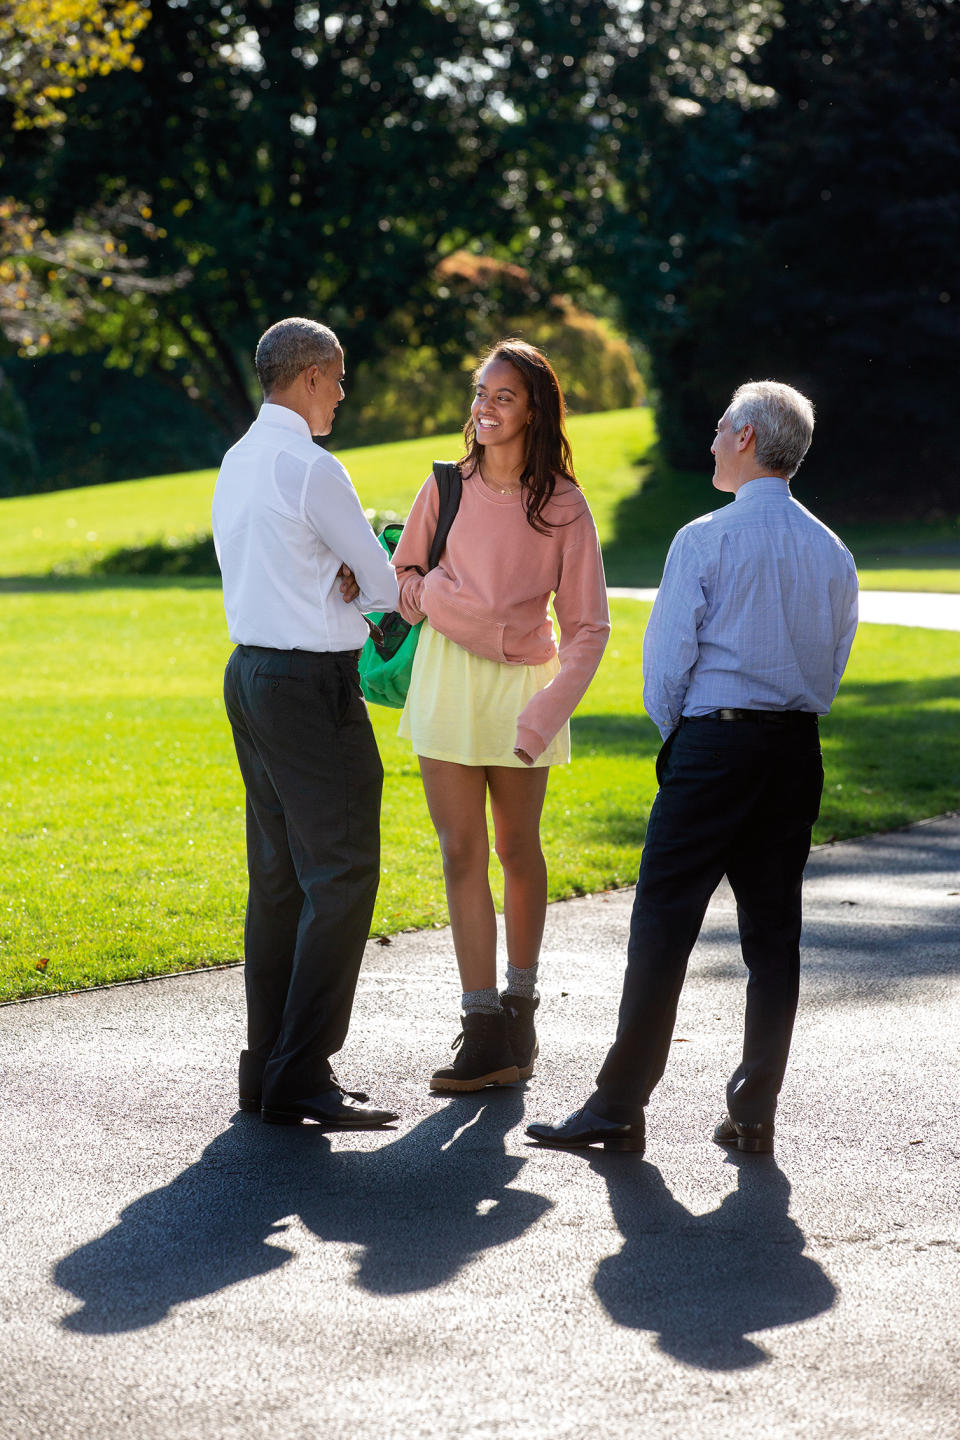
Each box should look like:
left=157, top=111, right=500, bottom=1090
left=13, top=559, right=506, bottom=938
left=734, top=476, right=791, bottom=502
left=256, top=401, right=312, bottom=440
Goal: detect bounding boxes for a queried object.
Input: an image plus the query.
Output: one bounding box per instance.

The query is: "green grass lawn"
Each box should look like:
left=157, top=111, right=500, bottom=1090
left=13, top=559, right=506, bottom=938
left=2, top=407, right=959, bottom=1000
left=837, top=519, right=960, bottom=594
left=3, top=406, right=957, bottom=588
left=3, top=585, right=959, bottom=1002
left=0, top=409, right=656, bottom=578
left=838, top=560, right=960, bottom=594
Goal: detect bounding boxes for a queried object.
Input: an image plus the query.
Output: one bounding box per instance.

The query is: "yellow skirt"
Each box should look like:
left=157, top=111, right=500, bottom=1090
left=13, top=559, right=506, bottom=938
left=398, top=623, right=570, bottom=768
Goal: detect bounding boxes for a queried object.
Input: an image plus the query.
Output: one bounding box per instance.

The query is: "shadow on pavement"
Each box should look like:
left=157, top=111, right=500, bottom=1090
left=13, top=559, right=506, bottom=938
left=54, top=1090, right=549, bottom=1333
left=591, top=1151, right=836, bottom=1369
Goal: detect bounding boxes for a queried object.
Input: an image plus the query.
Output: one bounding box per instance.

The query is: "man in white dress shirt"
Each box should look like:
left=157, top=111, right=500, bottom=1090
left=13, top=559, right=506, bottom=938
left=528, top=380, right=859, bottom=1156
left=212, top=317, right=400, bottom=1129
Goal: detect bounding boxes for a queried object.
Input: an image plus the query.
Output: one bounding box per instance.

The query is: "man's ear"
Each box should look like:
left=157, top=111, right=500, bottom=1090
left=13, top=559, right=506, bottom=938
left=737, top=423, right=755, bottom=451
left=303, top=364, right=320, bottom=392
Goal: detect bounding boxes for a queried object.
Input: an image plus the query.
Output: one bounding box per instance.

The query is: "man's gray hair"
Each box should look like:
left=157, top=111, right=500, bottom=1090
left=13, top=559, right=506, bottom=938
left=255, top=317, right=340, bottom=394
left=727, top=380, right=815, bottom=479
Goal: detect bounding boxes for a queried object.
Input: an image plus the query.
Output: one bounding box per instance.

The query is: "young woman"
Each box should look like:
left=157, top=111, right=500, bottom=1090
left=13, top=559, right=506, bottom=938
left=392, top=339, right=610, bottom=1092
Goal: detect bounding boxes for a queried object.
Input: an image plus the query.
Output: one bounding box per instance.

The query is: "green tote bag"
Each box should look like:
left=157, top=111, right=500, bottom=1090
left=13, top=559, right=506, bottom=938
left=359, top=462, right=462, bottom=709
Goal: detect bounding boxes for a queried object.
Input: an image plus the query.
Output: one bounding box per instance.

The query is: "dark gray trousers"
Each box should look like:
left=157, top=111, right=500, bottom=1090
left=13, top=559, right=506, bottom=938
left=590, top=715, right=824, bottom=1126
left=223, top=644, right=383, bottom=1104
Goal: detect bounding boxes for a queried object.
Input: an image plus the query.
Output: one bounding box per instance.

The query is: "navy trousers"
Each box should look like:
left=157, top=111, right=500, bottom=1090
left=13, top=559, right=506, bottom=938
left=223, top=645, right=383, bottom=1105
left=590, top=715, right=824, bottom=1125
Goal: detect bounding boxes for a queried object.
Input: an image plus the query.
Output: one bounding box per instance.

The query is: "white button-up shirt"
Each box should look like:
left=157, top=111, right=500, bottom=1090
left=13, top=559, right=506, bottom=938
left=643, top=477, right=859, bottom=738
left=212, top=403, right=399, bottom=652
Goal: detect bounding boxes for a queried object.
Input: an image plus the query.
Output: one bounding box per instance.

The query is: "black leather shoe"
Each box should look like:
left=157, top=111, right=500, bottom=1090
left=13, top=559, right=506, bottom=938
left=261, top=1086, right=399, bottom=1129
left=713, top=1113, right=775, bottom=1153
left=526, top=1104, right=645, bottom=1154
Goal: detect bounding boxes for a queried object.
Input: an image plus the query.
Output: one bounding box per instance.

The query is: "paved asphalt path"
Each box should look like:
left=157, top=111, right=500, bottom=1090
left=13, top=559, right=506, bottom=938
left=2, top=812, right=958, bottom=1440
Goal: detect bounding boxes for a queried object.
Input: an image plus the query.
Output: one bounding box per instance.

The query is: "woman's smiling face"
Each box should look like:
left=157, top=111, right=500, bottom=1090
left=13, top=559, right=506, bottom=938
left=471, top=359, right=532, bottom=448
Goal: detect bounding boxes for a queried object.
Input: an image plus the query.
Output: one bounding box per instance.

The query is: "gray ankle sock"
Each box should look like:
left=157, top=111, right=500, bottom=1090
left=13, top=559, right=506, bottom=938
left=504, top=963, right=539, bottom=1001
left=461, top=986, right=501, bottom=1016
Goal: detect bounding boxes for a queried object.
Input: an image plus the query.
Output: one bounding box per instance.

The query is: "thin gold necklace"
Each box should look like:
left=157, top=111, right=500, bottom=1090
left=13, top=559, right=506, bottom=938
left=479, top=461, right=522, bottom=495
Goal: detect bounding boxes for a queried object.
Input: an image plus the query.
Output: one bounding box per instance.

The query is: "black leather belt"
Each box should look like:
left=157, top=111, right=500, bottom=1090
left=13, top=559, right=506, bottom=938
left=237, top=645, right=360, bottom=662
left=682, top=708, right=818, bottom=727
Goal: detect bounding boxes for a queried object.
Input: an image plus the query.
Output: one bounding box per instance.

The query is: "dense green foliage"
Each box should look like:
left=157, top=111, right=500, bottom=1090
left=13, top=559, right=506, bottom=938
left=603, top=0, right=960, bottom=520
left=0, top=365, right=36, bottom=487
left=5, top=256, right=645, bottom=487
left=4, top=352, right=229, bottom=493
left=2, top=0, right=639, bottom=483
left=331, top=253, right=646, bottom=448
left=2, top=1, right=957, bottom=514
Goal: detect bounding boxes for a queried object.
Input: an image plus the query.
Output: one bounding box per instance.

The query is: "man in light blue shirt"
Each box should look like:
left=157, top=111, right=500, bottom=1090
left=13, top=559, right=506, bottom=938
left=528, top=380, right=858, bottom=1157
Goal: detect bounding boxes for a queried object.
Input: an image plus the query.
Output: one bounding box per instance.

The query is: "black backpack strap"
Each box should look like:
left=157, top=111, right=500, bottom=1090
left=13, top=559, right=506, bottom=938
left=427, top=461, right=463, bottom=571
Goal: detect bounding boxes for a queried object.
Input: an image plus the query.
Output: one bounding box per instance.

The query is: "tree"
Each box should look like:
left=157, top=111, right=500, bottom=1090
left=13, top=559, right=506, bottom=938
left=0, top=0, right=159, bottom=489
left=3, top=3, right=504, bottom=435
left=0, top=356, right=36, bottom=485
left=590, top=0, right=960, bottom=517
left=0, top=0, right=150, bottom=129
left=13, top=0, right=951, bottom=516
left=3, top=1, right=652, bottom=443
left=0, top=193, right=183, bottom=351
left=334, top=250, right=645, bottom=447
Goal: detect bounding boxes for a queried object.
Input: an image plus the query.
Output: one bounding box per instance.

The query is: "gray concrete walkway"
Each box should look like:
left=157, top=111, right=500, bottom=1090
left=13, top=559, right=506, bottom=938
left=608, top=587, right=960, bottom=630
left=2, top=816, right=958, bottom=1440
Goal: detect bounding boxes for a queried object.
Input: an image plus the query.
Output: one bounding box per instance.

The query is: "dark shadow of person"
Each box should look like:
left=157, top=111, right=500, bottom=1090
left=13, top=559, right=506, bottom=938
left=591, top=1151, right=836, bottom=1369
left=55, top=1089, right=548, bottom=1333
left=298, top=1088, right=547, bottom=1294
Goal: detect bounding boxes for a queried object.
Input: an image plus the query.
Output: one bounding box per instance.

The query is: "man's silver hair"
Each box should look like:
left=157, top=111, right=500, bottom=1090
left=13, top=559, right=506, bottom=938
left=727, top=380, right=815, bottom=479
left=255, top=317, right=340, bottom=394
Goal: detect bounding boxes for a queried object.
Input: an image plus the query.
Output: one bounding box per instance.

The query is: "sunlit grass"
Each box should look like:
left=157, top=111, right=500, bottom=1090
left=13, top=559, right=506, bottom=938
left=3, top=410, right=958, bottom=1000
left=0, top=409, right=656, bottom=577
left=3, top=588, right=959, bottom=1002
left=0, top=587, right=653, bottom=1000
left=2, top=407, right=957, bottom=592
left=848, top=566, right=960, bottom=594
left=839, top=517, right=960, bottom=594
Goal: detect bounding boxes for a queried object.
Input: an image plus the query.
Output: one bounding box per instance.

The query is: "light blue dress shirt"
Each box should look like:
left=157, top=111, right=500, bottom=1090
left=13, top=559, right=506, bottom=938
left=642, top=477, right=859, bottom=739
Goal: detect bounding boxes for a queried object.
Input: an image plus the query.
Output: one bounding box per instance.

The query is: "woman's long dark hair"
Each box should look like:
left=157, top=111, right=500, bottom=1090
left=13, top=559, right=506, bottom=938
left=460, top=338, right=581, bottom=533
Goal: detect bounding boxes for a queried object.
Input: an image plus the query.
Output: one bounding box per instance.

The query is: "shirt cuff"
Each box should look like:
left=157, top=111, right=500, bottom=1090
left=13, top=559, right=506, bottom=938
left=515, top=724, right=545, bottom=763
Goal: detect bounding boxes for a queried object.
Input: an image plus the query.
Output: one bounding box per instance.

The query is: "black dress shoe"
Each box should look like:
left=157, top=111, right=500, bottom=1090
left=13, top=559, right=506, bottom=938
left=526, top=1104, right=645, bottom=1154
left=239, top=1057, right=371, bottom=1117
left=261, top=1086, right=399, bottom=1129
left=713, top=1113, right=775, bottom=1153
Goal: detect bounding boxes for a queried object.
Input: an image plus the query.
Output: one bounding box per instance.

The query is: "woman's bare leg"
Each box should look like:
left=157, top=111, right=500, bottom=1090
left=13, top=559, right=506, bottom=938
left=419, top=757, right=497, bottom=992
left=487, top=765, right=550, bottom=973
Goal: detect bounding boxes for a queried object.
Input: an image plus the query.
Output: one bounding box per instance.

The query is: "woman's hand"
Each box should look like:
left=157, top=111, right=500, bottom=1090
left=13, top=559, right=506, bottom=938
left=513, top=746, right=534, bottom=767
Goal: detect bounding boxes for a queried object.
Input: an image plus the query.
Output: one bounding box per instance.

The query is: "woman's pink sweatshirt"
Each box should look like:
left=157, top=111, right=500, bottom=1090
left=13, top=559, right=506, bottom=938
left=392, top=466, right=610, bottom=761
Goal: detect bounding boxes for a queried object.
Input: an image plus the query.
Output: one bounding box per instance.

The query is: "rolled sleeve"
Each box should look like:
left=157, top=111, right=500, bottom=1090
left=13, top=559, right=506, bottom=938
left=391, top=475, right=438, bottom=624
left=302, top=455, right=399, bottom=614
